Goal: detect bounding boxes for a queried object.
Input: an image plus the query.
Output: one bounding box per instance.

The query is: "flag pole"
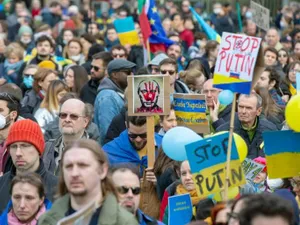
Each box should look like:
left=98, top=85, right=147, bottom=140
left=224, top=93, right=237, bottom=201
left=146, top=39, right=151, bottom=63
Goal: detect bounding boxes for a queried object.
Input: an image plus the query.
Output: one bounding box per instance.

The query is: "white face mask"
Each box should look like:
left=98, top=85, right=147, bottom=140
left=213, top=8, right=222, bottom=14
left=0, top=114, right=8, bottom=129
left=70, top=55, right=81, bottom=62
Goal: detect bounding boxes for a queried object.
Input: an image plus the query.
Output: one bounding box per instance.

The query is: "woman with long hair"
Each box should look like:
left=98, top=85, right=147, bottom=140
left=180, top=69, right=206, bottom=93
left=0, top=172, right=52, bottom=225
left=278, top=48, right=290, bottom=73
left=63, top=38, right=85, bottom=65
left=34, top=80, right=69, bottom=133
left=280, top=60, right=300, bottom=101
left=64, top=65, right=89, bottom=95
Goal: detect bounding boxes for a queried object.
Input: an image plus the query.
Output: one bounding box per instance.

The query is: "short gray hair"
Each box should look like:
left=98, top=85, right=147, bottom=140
left=238, top=92, right=262, bottom=109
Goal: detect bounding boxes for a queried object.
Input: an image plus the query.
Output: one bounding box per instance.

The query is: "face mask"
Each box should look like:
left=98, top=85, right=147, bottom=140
left=0, top=114, right=9, bottom=130
left=213, top=8, right=221, bottom=14
left=20, top=37, right=32, bottom=44
left=23, top=76, right=34, bottom=88
left=245, top=11, right=252, bottom=19
left=70, top=55, right=81, bottom=62
left=63, top=40, right=68, bottom=45
left=196, top=40, right=201, bottom=47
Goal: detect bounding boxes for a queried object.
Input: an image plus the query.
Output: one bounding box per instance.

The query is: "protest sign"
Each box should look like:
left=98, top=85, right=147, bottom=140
left=168, top=193, right=193, bottom=225
left=57, top=200, right=98, bottom=225
left=114, top=16, right=140, bottom=46
left=185, top=132, right=245, bottom=197
left=127, top=75, right=170, bottom=116
left=263, top=130, right=300, bottom=179
left=173, top=94, right=209, bottom=134
left=296, top=72, right=300, bottom=94
left=242, top=158, right=265, bottom=180
left=250, top=1, right=270, bottom=31
left=213, top=32, right=263, bottom=94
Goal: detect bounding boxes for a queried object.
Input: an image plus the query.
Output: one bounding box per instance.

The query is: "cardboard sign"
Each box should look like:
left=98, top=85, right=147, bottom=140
left=168, top=193, right=193, bottom=225
left=57, top=200, right=99, bottom=225
left=263, top=130, right=300, bottom=179
left=296, top=72, right=300, bottom=94
left=114, top=16, right=140, bottom=46
left=127, top=75, right=170, bottom=116
left=185, top=133, right=245, bottom=197
left=213, top=32, right=263, bottom=94
left=242, top=158, right=265, bottom=180
left=250, top=1, right=270, bottom=31
left=173, top=94, right=209, bottom=134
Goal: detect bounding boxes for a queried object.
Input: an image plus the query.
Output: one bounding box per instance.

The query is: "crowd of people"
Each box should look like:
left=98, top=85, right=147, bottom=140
left=0, top=0, right=299, bottom=224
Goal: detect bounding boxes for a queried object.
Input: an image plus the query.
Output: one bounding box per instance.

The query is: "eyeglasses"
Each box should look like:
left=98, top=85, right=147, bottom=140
left=23, top=74, right=34, bottom=78
left=58, top=112, right=85, bottom=120
left=160, top=70, right=176, bottom=75
left=0, top=93, right=18, bottom=104
left=116, top=186, right=141, bottom=195
left=278, top=54, right=287, bottom=57
left=128, top=132, right=147, bottom=139
left=91, top=65, right=101, bottom=72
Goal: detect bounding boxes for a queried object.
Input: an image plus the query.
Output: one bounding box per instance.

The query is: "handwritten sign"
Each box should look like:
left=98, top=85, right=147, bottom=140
left=263, top=130, right=300, bottom=179
left=168, top=193, right=193, bottom=225
left=114, top=16, right=140, bottom=46
left=250, top=1, right=270, bottom=31
left=173, top=94, right=209, bottom=134
left=242, top=158, right=265, bottom=180
left=213, top=32, right=262, bottom=95
left=185, top=132, right=245, bottom=197
left=296, top=72, right=300, bottom=94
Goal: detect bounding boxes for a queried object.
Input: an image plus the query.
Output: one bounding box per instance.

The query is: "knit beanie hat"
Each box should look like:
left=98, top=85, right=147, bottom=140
left=6, top=119, right=45, bottom=155
left=18, top=25, right=33, bottom=37
left=253, top=156, right=267, bottom=173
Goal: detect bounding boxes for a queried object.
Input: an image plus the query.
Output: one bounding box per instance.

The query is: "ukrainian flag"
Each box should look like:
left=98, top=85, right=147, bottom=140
left=263, top=130, right=300, bottom=179
left=114, top=17, right=140, bottom=46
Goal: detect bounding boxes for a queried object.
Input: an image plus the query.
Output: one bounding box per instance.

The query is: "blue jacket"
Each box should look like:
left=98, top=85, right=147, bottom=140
left=137, top=209, right=165, bottom=225
left=94, top=78, right=125, bottom=145
left=0, top=199, right=52, bottom=224
left=103, top=130, right=162, bottom=169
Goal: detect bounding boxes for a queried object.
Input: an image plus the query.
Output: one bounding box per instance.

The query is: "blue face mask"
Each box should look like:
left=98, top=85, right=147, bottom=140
left=23, top=75, right=34, bottom=88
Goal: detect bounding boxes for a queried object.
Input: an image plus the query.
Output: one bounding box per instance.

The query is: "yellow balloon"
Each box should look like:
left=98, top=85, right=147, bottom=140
left=285, top=95, right=300, bottom=132
left=213, top=131, right=248, bottom=162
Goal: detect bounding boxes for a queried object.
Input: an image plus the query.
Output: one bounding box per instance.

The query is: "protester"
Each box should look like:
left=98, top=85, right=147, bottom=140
left=94, top=58, right=135, bottom=144
left=112, top=166, right=165, bottom=225
left=63, top=38, right=85, bottom=65
left=147, top=53, right=169, bottom=75
left=0, top=119, right=58, bottom=213
left=278, top=48, right=290, bottom=73
left=20, top=64, right=38, bottom=95
left=264, top=28, right=283, bottom=51
left=0, top=172, right=52, bottom=225
left=64, top=65, right=89, bottom=96
left=111, top=44, right=128, bottom=59
left=38, top=139, right=138, bottom=225
left=280, top=61, right=300, bottom=100
left=180, top=69, right=206, bottom=93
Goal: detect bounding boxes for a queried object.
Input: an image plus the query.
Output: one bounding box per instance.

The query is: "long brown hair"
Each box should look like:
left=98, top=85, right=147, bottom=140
left=65, top=65, right=89, bottom=95
left=57, top=139, right=118, bottom=200
left=255, top=87, right=281, bottom=118
left=153, top=146, right=180, bottom=176
left=33, top=68, right=58, bottom=93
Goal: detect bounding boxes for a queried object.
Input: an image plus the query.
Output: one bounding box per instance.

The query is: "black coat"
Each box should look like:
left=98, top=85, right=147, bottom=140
left=21, top=89, right=42, bottom=115
left=0, top=160, right=58, bottom=214
left=79, top=79, right=100, bottom=105
left=104, top=107, right=126, bottom=144
left=216, top=115, right=278, bottom=159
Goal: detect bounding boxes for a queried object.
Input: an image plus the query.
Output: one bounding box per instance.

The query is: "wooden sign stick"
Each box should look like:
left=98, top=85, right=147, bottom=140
left=147, top=116, right=155, bottom=168
left=224, top=93, right=237, bottom=201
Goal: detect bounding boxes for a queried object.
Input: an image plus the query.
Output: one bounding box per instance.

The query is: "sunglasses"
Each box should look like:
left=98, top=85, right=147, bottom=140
left=161, top=70, right=176, bottom=75
left=279, top=54, right=287, bottom=57
left=117, top=186, right=141, bottom=195
left=91, top=65, right=101, bottom=72
left=128, top=132, right=147, bottom=139
left=23, top=74, right=34, bottom=78
left=59, top=112, right=85, bottom=120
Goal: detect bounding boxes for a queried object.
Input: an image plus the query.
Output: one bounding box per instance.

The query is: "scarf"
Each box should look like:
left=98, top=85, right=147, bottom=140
left=289, top=83, right=297, bottom=96
left=4, top=60, right=24, bottom=74
left=176, top=184, right=202, bottom=206
left=7, top=204, right=46, bottom=225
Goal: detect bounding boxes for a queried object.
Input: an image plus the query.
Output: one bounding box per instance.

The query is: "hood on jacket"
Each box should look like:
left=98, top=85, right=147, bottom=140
left=148, top=53, right=168, bottom=67
left=97, top=77, right=124, bottom=93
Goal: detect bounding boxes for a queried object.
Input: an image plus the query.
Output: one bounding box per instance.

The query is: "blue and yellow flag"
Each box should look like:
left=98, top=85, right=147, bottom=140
left=263, top=130, right=300, bottom=179
left=114, top=17, right=140, bottom=46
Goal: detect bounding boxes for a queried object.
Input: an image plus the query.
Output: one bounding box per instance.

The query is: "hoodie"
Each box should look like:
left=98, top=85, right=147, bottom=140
left=94, top=78, right=125, bottom=145
left=147, top=53, right=168, bottom=71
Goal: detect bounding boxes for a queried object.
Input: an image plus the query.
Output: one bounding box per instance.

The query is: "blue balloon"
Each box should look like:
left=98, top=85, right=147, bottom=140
left=218, top=90, right=234, bottom=105
left=162, top=127, right=202, bottom=161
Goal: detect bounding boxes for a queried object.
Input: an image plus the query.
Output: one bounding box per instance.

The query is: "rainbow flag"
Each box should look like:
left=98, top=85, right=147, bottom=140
left=263, top=130, right=300, bottom=179
left=114, top=17, right=140, bottom=46
left=190, top=7, right=221, bottom=43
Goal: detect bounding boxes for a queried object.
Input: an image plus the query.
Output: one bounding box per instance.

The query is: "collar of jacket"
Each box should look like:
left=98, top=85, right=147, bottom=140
left=43, top=193, right=121, bottom=224
left=54, top=130, right=90, bottom=150
left=136, top=209, right=157, bottom=224
left=9, top=159, right=46, bottom=178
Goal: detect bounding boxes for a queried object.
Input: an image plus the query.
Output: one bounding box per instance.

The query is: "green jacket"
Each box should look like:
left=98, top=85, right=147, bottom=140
left=38, top=193, right=138, bottom=225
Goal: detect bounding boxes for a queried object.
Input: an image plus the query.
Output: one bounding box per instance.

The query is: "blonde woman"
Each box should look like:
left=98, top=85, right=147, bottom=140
left=34, top=80, right=69, bottom=133
left=180, top=69, right=206, bottom=93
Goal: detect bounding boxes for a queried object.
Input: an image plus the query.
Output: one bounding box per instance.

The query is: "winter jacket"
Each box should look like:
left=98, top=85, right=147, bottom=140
left=44, top=117, right=100, bottom=142
left=216, top=115, right=278, bottom=159
left=79, top=79, right=100, bottom=105
left=104, top=107, right=126, bottom=144
left=21, top=89, right=43, bottom=115
left=0, top=199, right=52, bottom=225
left=174, top=80, right=190, bottom=94
left=94, top=78, right=125, bottom=145
left=37, top=193, right=138, bottom=225
left=41, top=8, right=62, bottom=28
left=103, top=130, right=162, bottom=169
left=156, top=167, right=179, bottom=201
left=136, top=209, right=165, bottom=225
left=34, top=108, right=58, bottom=134
left=0, top=160, right=58, bottom=214
left=43, top=131, right=94, bottom=174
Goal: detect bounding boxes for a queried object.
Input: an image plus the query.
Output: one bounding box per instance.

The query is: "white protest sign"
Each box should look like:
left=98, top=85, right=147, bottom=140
left=250, top=1, right=270, bottom=31
left=242, top=158, right=265, bottom=180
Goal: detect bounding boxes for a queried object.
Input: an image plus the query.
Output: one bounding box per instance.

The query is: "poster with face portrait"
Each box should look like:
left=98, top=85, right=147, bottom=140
left=127, top=75, right=171, bottom=116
